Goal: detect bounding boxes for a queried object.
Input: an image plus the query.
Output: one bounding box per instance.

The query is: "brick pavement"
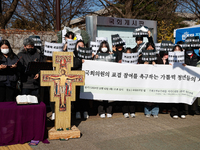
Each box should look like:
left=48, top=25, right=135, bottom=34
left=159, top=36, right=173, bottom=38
left=33, top=112, right=200, bottom=150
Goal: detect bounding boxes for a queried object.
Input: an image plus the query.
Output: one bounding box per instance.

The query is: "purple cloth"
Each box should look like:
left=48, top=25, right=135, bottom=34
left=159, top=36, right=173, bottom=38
left=0, top=102, right=49, bottom=146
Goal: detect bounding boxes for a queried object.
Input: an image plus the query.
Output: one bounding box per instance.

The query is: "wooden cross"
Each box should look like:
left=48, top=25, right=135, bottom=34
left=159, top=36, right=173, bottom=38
left=40, top=52, right=85, bottom=130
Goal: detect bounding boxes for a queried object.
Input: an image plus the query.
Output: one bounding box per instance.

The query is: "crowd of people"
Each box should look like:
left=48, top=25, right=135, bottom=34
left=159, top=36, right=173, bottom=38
left=0, top=30, right=200, bottom=121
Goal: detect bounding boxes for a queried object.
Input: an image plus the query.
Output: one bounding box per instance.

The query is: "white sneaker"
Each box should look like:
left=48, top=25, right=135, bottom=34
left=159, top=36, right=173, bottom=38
left=130, top=113, right=135, bottom=118
left=100, top=114, right=105, bottom=118
left=83, top=111, right=89, bottom=119
left=153, top=115, right=158, bottom=118
left=124, top=113, right=129, bottom=118
left=51, top=113, right=55, bottom=120
left=181, top=115, right=186, bottom=119
left=145, top=114, right=150, bottom=117
left=107, top=113, right=112, bottom=118
left=173, top=115, right=178, bottom=119
left=76, top=112, right=81, bottom=119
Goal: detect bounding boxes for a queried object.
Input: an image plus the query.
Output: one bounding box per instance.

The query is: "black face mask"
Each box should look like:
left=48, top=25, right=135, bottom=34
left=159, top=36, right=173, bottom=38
left=27, top=48, right=36, bottom=55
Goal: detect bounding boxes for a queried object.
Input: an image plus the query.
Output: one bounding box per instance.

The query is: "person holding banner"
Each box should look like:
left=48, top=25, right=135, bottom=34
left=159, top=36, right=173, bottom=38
left=169, top=45, right=187, bottom=119
left=63, top=31, right=75, bottom=51
left=122, top=48, right=136, bottom=118
left=139, top=42, right=159, bottom=118
left=184, top=46, right=200, bottom=115
left=0, top=40, right=21, bottom=102
left=157, top=50, right=172, bottom=114
left=17, top=38, right=43, bottom=98
left=95, top=41, right=113, bottom=118
left=73, top=40, right=90, bottom=119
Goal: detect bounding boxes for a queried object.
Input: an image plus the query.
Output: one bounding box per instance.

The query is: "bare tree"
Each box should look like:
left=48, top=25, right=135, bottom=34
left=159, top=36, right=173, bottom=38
left=177, top=0, right=200, bottom=20
left=0, top=0, right=19, bottom=29
left=10, top=0, right=93, bottom=31
left=97, top=0, right=178, bottom=21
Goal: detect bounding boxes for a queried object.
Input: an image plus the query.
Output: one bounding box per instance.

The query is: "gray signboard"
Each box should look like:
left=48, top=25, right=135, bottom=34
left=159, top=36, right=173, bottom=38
left=86, top=16, right=157, bottom=50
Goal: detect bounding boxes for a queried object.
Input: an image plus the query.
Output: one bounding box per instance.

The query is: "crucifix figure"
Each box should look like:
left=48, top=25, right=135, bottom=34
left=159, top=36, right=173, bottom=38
left=41, top=52, right=85, bottom=130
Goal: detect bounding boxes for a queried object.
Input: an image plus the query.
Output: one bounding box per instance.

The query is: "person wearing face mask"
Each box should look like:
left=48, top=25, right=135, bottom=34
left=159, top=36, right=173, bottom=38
left=63, top=32, right=75, bottom=52
left=184, top=46, right=200, bottom=116
left=95, top=41, right=112, bottom=59
left=94, top=41, right=114, bottom=118
left=17, top=38, right=43, bottom=97
left=0, top=40, right=22, bottom=102
left=169, top=45, right=187, bottom=119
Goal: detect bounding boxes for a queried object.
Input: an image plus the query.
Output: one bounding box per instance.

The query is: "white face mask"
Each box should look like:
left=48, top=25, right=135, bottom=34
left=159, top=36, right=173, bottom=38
left=1, top=49, right=9, bottom=54
left=186, top=51, right=193, bottom=55
left=101, top=47, right=108, bottom=53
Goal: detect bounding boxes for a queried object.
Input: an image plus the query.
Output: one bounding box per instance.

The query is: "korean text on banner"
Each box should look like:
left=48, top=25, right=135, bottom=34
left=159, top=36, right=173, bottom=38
left=80, top=60, right=200, bottom=105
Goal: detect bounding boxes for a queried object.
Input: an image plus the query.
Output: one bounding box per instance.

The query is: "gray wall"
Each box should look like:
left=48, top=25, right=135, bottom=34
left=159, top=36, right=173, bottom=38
left=0, top=30, right=58, bottom=54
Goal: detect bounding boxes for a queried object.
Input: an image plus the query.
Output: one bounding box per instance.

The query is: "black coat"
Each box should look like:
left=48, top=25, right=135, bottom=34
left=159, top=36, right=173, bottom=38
left=185, top=52, right=200, bottom=66
left=157, top=55, right=169, bottom=65
left=0, top=54, right=21, bottom=87
left=115, top=49, right=125, bottom=63
left=132, top=36, right=154, bottom=53
left=17, top=49, right=43, bottom=89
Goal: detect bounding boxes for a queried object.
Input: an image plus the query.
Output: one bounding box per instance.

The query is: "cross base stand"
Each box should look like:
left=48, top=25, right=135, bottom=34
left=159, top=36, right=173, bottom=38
left=48, top=125, right=80, bottom=140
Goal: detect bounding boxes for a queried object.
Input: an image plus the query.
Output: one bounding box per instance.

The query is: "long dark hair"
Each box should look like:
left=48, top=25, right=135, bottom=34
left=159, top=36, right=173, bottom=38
left=74, top=40, right=85, bottom=57
left=146, top=42, right=155, bottom=50
left=97, top=41, right=110, bottom=53
left=0, top=40, right=15, bottom=60
left=65, top=31, right=75, bottom=39
left=172, top=45, right=183, bottom=52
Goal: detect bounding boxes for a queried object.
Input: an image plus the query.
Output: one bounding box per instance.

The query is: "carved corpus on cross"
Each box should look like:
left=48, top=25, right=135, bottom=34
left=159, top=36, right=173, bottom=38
left=41, top=52, right=85, bottom=130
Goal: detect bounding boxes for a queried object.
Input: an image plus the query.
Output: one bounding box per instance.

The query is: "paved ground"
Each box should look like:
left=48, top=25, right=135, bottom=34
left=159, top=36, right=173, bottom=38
left=33, top=111, right=200, bottom=150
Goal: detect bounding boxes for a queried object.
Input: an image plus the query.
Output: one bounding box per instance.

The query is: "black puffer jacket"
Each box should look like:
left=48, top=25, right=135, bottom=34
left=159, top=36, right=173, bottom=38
left=17, top=49, right=43, bottom=89
left=0, top=54, right=21, bottom=87
left=185, top=52, right=200, bottom=66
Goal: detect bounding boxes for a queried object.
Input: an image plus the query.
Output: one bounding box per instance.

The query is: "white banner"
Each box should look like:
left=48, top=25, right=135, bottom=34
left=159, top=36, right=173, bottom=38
left=44, top=42, right=63, bottom=57
left=122, top=52, right=139, bottom=64
left=96, top=37, right=108, bottom=44
left=67, top=40, right=77, bottom=52
left=90, top=41, right=100, bottom=54
left=80, top=60, right=200, bottom=105
left=168, top=51, right=185, bottom=64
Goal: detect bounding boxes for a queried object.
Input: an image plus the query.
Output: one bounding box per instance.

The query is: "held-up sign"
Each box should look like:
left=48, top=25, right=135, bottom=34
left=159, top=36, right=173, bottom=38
left=67, top=40, right=77, bottom=52
left=96, top=37, right=108, bottom=44
left=168, top=51, right=185, bottom=64
left=90, top=41, right=100, bottom=55
left=94, top=53, right=116, bottom=62
left=142, top=49, right=157, bottom=62
left=78, top=47, right=93, bottom=60
left=155, top=43, right=161, bottom=51
left=122, top=52, right=139, bottom=64
left=44, top=42, right=63, bottom=57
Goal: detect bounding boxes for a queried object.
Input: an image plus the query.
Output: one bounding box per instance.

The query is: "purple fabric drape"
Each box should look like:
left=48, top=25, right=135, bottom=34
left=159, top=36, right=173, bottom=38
left=0, top=102, right=49, bottom=146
